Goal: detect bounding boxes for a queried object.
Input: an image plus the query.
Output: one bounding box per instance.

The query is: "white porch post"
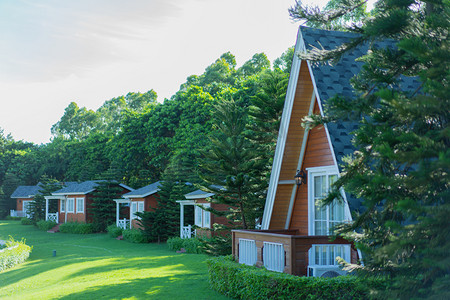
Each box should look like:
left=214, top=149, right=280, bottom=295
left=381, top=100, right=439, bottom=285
left=129, top=202, right=132, bottom=229
left=180, top=203, right=184, bottom=238
left=45, top=198, right=49, bottom=221
left=116, top=201, right=120, bottom=227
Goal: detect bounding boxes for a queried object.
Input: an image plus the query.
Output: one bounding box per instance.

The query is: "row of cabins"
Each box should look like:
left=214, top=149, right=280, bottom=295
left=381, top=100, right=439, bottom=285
left=11, top=180, right=226, bottom=239
left=12, top=27, right=417, bottom=278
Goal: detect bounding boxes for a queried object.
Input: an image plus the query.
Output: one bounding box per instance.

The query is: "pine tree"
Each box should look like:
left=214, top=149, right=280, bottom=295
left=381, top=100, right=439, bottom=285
left=198, top=99, right=266, bottom=229
left=29, top=176, right=60, bottom=223
left=290, top=0, right=449, bottom=298
left=137, top=153, right=197, bottom=243
left=90, top=180, right=124, bottom=232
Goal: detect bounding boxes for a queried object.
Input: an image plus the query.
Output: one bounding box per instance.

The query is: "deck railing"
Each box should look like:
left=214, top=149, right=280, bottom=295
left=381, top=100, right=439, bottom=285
left=46, top=213, right=59, bottom=223
left=117, top=219, right=130, bottom=230
left=181, top=225, right=196, bottom=239
left=10, top=210, right=26, bottom=218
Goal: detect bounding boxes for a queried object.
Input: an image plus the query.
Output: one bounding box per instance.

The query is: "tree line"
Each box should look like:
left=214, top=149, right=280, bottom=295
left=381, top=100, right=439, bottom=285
left=0, top=50, right=293, bottom=224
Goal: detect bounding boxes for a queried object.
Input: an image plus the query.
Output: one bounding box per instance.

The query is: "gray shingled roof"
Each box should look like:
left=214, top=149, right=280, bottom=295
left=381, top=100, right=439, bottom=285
left=300, top=27, right=420, bottom=212
left=10, top=184, right=43, bottom=198
left=53, top=181, right=101, bottom=195
left=123, top=181, right=161, bottom=198
left=184, top=189, right=215, bottom=199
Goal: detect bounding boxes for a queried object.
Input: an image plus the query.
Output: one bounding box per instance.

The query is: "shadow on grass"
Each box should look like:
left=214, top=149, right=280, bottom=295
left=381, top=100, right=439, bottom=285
left=57, top=274, right=220, bottom=300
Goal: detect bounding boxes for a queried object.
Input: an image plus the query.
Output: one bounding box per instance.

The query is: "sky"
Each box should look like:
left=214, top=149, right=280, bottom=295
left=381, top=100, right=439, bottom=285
left=0, top=0, right=331, bottom=144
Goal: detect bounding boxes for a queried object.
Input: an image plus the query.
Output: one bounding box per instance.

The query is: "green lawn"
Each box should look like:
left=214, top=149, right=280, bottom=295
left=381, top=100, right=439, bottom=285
left=0, top=221, right=229, bottom=300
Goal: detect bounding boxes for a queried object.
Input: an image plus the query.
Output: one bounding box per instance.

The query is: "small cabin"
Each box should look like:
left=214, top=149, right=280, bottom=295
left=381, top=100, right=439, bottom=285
left=114, top=181, right=162, bottom=229
left=45, top=181, right=133, bottom=224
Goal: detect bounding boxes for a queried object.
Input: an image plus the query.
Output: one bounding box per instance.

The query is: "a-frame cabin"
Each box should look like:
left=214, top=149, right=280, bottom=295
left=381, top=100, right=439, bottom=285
left=232, top=26, right=369, bottom=277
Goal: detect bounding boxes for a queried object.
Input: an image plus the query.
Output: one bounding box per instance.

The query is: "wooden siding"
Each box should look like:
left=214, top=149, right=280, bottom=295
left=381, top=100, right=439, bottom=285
left=278, top=61, right=314, bottom=181
left=269, top=61, right=313, bottom=229
left=288, top=100, right=335, bottom=232
left=232, top=230, right=359, bottom=276
left=269, top=184, right=294, bottom=229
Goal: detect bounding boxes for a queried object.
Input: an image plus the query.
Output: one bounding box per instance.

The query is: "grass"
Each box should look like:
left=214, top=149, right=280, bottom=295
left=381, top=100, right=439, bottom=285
left=0, top=221, right=229, bottom=300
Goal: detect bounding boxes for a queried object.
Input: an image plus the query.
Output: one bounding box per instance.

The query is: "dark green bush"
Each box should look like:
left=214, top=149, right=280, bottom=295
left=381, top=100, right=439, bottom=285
left=122, top=229, right=147, bottom=243
left=20, top=218, right=33, bottom=225
left=6, top=216, right=22, bottom=221
left=206, top=256, right=386, bottom=300
left=107, top=225, right=123, bottom=238
left=36, top=220, right=57, bottom=231
left=199, top=234, right=232, bottom=256
left=167, top=237, right=204, bottom=254
left=59, top=222, right=94, bottom=234
left=0, top=237, right=32, bottom=272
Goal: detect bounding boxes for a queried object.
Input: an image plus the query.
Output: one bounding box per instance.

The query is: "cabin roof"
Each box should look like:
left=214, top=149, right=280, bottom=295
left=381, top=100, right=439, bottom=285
left=123, top=181, right=162, bottom=198
left=52, top=180, right=132, bottom=195
left=300, top=27, right=420, bottom=212
left=184, top=189, right=215, bottom=199
left=302, top=27, right=419, bottom=171
left=10, top=184, right=43, bottom=198
left=262, top=27, right=421, bottom=228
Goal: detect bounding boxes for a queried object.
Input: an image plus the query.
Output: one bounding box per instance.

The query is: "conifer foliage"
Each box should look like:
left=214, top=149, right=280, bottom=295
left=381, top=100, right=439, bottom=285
left=90, top=181, right=124, bottom=232
left=290, top=0, right=449, bottom=298
left=199, top=99, right=266, bottom=229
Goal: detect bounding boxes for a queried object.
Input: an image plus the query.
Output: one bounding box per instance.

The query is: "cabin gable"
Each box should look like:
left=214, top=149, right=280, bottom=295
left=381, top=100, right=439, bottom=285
left=268, top=60, right=315, bottom=229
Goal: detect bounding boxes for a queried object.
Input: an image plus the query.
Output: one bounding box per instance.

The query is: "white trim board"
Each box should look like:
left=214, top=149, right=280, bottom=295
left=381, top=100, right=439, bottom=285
left=261, top=28, right=304, bottom=230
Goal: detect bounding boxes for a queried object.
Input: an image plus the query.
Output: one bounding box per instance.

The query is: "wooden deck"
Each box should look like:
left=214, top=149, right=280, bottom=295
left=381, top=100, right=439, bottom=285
left=232, top=229, right=358, bottom=276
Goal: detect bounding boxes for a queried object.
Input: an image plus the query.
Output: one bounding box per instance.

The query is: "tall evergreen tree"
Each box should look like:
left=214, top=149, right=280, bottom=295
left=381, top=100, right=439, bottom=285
left=290, top=0, right=449, bottom=298
left=198, top=99, right=265, bottom=229
left=137, top=155, right=196, bottom=243
left=28, top=176, right=60, bottom=223
left=90, top=180, right=124, bottom=232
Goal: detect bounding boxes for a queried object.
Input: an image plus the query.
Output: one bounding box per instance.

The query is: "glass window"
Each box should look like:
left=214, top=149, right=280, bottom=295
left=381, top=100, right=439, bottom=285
left=61, top=199, right=66, bottom=212
left=309, top=244, right=351, bottom=266
left=310, top=168, right=345, bottom=235
left=131, top=202, right=137, bottom=219
left=194, top=204, right=211, bottom=228
left=67, top=198, right=74, bottom=213
left=76, top=198, right=84, bottom=213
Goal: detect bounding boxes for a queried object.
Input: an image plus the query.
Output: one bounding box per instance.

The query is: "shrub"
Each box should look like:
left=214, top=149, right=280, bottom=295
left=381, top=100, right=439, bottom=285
left=6, top=216, right=22, bottom=221
left=59, top=222, right=94, bottom=234
left=107, top=225, right=123, bottom=238
left=36, top=220, right=57, bottom=231
left=206, top=256, right=386, bottom=300
left=199, top=234, right=232, bottom=256
left=167, top=237, right=204, bottom=254
left=122, top=229, right=147, bottom=243
left=0, top=237, right=32, bottom=272
left=20, top=218, right=33, bottom=225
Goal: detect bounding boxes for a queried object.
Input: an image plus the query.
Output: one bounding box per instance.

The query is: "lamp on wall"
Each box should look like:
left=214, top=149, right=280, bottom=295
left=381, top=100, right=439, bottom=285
left=294, top=169, right=307, bottom=186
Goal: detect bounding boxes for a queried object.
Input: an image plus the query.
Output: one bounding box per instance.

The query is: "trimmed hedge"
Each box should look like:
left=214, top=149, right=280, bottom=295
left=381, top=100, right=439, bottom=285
left=59, top=222, right=94, bottom=234
left=36, top=220, right=57, bottom=231
left=122, top=229, right=147, bottom=243
left=206, top=256, right=385, bottom=300
left=0, top=237, right=32, bottom=272
left=107, top=225, right=123, bottom=238
left=167, top=237, right=204, bottom=254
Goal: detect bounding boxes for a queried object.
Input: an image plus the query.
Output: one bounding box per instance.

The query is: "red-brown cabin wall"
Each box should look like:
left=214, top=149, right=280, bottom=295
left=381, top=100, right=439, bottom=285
left=289, top=100, right=334, bottom=234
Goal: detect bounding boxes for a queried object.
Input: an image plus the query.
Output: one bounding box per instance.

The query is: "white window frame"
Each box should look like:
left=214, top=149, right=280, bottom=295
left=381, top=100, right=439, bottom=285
left=67, top=198, right=75, bottom=213
left=194, top=203, right=211, bottom=228
left=308, top=244, right=351, bottom=266
left=76, top=197, right=84, bottom=213
left=307, top=166, right=349, bottom=235
left=60, top=199, right=66, bottom=213
left=23, top=200, right=31, bottom=217
left=131, top=201, right=144, bottom=219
